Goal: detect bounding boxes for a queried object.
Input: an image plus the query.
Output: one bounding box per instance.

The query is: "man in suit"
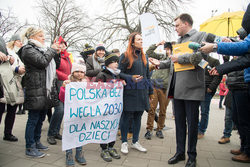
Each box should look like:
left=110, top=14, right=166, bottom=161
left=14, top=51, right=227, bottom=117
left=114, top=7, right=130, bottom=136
left=150, top=13, right=207, bottom=167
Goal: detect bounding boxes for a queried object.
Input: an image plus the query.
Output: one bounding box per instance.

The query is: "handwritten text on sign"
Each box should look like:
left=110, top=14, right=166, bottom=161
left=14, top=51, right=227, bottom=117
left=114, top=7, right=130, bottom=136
left=62, top=82, right=123, bottom=151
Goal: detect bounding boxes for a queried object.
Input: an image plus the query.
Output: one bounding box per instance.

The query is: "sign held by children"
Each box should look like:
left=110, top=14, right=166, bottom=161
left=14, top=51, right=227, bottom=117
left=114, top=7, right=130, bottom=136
left=62, top=81, right=123, bottom=151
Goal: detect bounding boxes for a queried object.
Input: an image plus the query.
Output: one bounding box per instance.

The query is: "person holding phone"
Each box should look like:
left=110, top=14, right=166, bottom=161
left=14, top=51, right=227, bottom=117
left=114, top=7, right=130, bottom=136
left=118, top=32, right=153, bottom=154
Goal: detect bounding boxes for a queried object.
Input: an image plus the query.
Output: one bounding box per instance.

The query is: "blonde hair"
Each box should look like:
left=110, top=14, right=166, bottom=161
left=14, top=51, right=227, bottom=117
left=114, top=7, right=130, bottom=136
left=22, top=27, right=44, bottom=40
left=7, top=41, right=15, bottom=50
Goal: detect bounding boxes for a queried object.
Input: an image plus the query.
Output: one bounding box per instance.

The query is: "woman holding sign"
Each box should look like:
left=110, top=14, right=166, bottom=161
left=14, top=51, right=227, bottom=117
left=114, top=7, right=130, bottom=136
left=118, top=32, right=153, bottom=154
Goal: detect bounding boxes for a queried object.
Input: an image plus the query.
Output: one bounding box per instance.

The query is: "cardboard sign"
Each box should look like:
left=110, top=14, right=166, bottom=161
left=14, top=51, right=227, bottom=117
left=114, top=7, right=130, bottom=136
left=62, top=82, right=123, bottom=151
left=140, top=13, right=163, bottom=52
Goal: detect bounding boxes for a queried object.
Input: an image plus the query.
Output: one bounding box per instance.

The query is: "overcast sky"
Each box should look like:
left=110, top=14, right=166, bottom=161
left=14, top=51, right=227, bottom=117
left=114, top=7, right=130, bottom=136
left=1, top=0, right=250, bottom=42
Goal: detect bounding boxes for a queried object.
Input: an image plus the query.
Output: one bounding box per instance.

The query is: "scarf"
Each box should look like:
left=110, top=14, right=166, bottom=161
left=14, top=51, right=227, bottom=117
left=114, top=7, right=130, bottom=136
left=92, top=55, right=105, bottom=70
left=107, top=67, right=121, bottom=76
left=28, top=39, right=56, bottom=96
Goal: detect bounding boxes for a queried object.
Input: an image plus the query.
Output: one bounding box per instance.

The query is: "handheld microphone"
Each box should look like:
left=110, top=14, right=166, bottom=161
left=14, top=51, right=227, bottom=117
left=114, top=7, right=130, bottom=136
left=189, top=52, right=203, bottom=66
left=205, top=33, right=223, bottom=43
left=188, top=42, right=204, bottom=51
left=188, top=42, right=201, bottom=51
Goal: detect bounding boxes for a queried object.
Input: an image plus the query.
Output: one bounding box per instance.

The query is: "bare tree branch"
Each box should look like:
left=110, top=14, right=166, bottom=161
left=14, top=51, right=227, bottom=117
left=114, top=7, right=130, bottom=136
left=37, top=0, right=92, bottom=50
left=94, top=0, right=191, bottom=49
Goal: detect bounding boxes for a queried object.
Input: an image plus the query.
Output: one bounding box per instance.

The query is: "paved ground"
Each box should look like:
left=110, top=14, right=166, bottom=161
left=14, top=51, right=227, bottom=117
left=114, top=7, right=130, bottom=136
left=0, top=98, right=249, bottom=167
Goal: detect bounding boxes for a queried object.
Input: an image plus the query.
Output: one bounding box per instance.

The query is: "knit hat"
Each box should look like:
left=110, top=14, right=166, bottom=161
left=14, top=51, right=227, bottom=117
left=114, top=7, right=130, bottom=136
left=105, top=53, right=119, bottom=66
left=9, top=34, right=21, bottom=42
left=96, top=43, right=105, bottom=52
left=58, top=36, right=67, bottom=46
left=71, top=62, right=86, bottom=74
left=242, top=3, right=250, bottom=34
left=111, top=49, right=120, bottom=54
left=164, top=42, right=173, bottom=51
left=80, top=43, right=95, bottom=57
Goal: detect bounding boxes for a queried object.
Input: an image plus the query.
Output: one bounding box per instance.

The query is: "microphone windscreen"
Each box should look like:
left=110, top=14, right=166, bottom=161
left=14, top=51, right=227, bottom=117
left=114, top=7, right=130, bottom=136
left=188, top=42, right=201, bottom=51
left=190, top=52, right=202, bottom=66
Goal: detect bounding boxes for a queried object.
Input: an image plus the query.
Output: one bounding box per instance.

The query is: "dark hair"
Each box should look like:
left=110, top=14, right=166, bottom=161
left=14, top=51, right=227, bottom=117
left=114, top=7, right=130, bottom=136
left=175, top=13, right=193, bottom=26
left=164, top=42, right=173, bottom=52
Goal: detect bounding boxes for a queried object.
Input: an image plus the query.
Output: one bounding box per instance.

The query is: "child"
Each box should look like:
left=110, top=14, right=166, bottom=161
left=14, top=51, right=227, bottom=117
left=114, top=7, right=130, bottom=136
left=59, top=61, right=89, bottom=166
left=95, top=53, right=121, bottom=162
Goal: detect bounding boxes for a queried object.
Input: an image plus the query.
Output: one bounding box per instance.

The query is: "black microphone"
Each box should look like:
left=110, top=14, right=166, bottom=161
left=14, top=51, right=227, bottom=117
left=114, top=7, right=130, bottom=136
left=205, top=33, right=223, bottom=43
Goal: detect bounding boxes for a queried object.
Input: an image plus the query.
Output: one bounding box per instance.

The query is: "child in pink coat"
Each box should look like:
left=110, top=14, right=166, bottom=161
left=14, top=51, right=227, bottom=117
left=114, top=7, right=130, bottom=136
left=59, top=61, right=89, bottom=166
left=219, top=77, right=228, bottom=109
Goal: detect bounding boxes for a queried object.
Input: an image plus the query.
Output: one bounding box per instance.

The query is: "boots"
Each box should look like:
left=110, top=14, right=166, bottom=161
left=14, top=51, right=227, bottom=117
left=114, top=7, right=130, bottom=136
left=66, top=151, right=74, bottom=167
left=75, top=148, right=86, bottom=165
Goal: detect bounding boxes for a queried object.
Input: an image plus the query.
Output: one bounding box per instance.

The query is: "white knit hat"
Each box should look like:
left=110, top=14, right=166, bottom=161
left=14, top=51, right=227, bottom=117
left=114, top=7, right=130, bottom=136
left=71, top=62, right=86, bottom=74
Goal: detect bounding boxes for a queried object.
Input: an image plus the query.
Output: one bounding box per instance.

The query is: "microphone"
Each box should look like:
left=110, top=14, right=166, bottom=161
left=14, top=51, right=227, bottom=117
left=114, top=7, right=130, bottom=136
left=205, top=33, right=223, bottom=43
left=188, top=33, right=224, bottom=51
left=189, top=52, right=203, bottom=66
left=188, top=42, right=203, bottom=51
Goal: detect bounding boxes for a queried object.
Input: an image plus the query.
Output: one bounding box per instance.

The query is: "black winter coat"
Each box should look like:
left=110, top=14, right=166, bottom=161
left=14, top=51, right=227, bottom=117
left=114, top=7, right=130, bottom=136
left=18, top=42, right=58, bottom=110
left=204, top=56, right=222, bottom=93
left=216, top=53, right=250, bottom=75
left=119, top=51, right=153, bottom=112
left=223, top=90, right=232, bottom=109
left=226, top=70, right=248, bottom=90
left=95, top=68, right=120, bottom=82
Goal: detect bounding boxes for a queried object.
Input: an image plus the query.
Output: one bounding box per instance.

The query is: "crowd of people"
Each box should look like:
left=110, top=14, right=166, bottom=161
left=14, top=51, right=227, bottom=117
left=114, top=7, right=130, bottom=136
left=0, top=3, right=250, bottom=167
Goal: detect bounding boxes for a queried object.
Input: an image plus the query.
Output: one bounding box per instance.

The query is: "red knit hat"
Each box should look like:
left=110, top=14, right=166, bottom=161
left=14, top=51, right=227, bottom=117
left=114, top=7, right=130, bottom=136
left=58, top=36, right=67, bottom=46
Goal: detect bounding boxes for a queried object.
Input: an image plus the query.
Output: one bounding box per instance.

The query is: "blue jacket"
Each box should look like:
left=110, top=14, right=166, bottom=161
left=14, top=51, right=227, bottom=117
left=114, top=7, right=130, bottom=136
left=217, top=34, right=250, bottom=56
left=216, top=35, right=250, bottom=83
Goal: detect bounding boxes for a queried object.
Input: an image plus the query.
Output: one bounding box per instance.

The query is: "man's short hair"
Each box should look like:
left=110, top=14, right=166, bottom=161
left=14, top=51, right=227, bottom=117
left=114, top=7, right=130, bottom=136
left=175, top=13, right=193, bottom=26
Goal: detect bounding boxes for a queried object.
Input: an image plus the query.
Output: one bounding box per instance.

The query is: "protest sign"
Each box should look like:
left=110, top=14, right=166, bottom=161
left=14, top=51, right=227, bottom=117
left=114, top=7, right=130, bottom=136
left=140, top=13, right=163, bottom=52
left=62, top=81, right=123, bottom=151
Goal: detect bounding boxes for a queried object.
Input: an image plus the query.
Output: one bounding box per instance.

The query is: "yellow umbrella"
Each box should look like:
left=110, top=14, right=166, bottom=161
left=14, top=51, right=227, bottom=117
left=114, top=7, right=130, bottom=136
left=200, top=11, right=245, bottom=37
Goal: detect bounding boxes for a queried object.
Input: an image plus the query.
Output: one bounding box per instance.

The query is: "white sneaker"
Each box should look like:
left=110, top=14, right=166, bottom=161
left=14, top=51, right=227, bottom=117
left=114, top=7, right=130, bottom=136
left=121, top=142, right=129, bottom=154
left=131, top=142, right=147, bottom=152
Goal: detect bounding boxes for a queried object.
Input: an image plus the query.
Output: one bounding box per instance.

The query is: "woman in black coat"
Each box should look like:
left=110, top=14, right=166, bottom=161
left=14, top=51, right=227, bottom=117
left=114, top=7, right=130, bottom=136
left=119, top=32, right=153, bottom=154
left=18, top=27, right=60, bottom=158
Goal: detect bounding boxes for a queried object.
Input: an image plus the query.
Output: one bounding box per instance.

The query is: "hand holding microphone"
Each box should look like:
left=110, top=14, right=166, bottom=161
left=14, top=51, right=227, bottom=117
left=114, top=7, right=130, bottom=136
left=199, top=42, right=217, bottom=54
left=209, top=67, right=220, bottom=76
